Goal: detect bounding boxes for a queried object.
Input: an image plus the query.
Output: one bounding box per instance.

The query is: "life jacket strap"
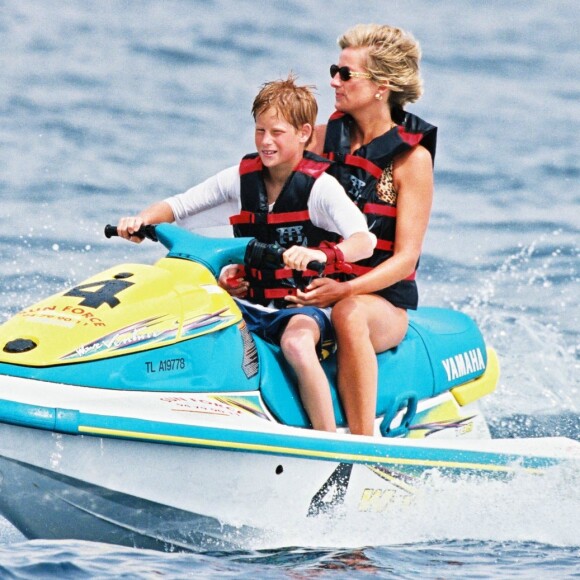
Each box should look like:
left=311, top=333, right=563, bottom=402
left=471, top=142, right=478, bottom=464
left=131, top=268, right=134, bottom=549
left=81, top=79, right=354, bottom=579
left=248, top=287, right=299, bottom=300
left=363, top=203, right=397, bottom=218
left=230, top=209, right=311, bottom=226
left=350, top=264, right=416, bottom=281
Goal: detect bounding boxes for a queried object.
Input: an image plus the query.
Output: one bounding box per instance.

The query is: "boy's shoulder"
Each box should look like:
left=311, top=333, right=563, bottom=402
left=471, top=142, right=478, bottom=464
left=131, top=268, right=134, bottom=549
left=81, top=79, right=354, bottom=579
left=309, top=172, right=355, bottom=212
left=313, top=170, right=345, bottom=192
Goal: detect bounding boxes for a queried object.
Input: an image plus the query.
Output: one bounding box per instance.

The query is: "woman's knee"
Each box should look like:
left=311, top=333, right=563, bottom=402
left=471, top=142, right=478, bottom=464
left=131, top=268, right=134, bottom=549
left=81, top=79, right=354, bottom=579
left=331, top=297, right=369, bottom=336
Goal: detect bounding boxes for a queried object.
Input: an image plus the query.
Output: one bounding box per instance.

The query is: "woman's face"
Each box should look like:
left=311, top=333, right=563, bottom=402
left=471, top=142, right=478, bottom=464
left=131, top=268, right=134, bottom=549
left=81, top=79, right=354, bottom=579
left=331, top=47, right=378, bottom=114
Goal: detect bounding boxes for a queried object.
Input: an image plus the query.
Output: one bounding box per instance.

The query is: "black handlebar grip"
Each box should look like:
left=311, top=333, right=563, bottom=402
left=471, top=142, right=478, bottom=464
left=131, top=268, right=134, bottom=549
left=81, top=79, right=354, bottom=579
left=306, top=260, right=325, bottom=275
left=104, top=224, right=157, bottom=241
left=104, top=225, right=118, bottom=238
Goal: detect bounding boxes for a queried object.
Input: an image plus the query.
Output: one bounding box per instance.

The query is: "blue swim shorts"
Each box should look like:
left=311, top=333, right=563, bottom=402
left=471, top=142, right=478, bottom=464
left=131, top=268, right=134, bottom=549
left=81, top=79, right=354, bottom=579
left=236, top=301, right=335, bottom=359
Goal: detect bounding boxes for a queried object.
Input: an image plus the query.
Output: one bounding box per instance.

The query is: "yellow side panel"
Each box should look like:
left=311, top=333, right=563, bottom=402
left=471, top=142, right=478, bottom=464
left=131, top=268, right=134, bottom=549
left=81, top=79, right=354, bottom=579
left=0, top=257, right=241, bottom=366
left=450, top=347, right=500, bottom=406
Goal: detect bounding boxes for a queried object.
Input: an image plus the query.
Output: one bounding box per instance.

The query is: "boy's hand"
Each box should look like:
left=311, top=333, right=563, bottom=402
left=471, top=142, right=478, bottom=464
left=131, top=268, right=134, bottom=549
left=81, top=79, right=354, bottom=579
left=117, top=216, right=146, bottom=243
left=282, top=246, right=326, bottom=271
left=218, top=264, right=249, bottom=298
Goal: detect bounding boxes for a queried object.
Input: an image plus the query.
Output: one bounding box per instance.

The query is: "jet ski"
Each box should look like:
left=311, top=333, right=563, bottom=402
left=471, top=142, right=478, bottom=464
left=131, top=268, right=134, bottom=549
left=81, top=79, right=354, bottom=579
left=0, top=223, right=576, bottom=551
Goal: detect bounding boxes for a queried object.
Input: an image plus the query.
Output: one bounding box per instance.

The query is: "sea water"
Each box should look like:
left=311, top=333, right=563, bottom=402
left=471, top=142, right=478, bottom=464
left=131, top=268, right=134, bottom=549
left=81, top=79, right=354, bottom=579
left=0, top=0, right=578, bottom=577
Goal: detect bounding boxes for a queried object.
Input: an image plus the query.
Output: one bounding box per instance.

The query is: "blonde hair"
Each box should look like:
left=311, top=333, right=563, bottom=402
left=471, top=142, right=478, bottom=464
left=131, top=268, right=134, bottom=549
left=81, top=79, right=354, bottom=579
left=338, top=24, right=423, bottom=108
left=252, top=74, right=318, bottom=145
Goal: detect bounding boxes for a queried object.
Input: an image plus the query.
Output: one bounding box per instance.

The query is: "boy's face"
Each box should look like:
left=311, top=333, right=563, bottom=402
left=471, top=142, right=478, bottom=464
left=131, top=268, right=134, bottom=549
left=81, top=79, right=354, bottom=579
left=254, top=107, right=311, bottom=173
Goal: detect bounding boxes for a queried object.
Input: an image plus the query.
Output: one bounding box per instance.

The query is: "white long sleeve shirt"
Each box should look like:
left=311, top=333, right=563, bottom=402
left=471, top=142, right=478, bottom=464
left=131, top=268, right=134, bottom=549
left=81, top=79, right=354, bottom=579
left=165, top=165, right=374, bottom=243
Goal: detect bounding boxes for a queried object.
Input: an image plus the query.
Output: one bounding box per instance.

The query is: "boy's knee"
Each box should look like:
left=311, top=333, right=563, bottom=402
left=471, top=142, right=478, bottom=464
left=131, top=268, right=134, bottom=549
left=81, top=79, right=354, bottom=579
left=280, top=328, right=316, bottom=363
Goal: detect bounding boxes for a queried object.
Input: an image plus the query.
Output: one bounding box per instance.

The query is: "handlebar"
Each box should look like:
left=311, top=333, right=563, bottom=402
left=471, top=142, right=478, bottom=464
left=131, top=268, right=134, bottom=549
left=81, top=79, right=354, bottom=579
left=104, top=225, right=324, bottom=275
left=104, top=225, right=158, bottom=242
left=244, top=240, right=324, bottom=275
left=306, top=260, right=325, bottom=276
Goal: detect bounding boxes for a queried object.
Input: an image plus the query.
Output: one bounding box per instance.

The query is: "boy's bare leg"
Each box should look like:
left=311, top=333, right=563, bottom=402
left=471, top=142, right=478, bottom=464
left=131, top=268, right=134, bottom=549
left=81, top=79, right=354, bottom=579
left=280, top=315, right=336, bottom=432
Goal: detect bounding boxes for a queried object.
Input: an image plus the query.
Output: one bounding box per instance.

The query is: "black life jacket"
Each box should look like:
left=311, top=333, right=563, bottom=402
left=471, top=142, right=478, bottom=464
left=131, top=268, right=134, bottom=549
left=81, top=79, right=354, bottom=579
left=229, top=151, right=340, bottom=307
left=323, top=109, right=437, bottom=309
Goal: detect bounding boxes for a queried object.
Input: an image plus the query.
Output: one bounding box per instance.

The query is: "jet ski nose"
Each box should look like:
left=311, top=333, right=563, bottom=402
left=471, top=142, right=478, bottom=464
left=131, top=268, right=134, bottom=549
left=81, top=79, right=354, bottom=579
left=3, top=338, right=37, bottom=353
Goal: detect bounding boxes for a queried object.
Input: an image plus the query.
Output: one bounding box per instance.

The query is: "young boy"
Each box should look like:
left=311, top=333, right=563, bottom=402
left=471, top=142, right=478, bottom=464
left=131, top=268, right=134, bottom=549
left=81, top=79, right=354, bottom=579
left=116, top=75, right=375, bottom=432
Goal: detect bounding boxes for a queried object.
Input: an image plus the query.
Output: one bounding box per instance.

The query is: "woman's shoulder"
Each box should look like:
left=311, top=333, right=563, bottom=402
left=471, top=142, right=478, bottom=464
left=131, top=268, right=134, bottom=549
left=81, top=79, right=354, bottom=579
left=393, top=143, right=432, bottom=170
left=392, top=143, right=434, bottom=192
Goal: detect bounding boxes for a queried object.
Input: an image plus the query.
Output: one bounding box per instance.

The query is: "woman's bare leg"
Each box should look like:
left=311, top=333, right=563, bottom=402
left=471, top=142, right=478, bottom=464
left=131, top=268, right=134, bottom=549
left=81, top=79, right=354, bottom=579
left=332, top=295, right=408, bottom=435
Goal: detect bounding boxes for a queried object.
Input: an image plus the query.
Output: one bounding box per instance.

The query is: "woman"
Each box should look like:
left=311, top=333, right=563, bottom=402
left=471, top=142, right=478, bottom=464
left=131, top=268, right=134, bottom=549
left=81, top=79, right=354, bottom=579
left=288, top=24, right=437, bottom=436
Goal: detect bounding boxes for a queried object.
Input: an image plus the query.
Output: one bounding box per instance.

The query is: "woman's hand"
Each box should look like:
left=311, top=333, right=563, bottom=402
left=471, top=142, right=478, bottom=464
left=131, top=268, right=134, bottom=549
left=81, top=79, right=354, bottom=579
left=218, top=264, right=249, bottom=298
left=285, top=277, right=352, bottom=308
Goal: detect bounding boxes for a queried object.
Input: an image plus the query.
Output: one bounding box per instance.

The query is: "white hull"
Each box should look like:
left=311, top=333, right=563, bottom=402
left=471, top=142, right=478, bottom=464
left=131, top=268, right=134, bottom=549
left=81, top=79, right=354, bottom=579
left=0, top=376, right=577, bottom=550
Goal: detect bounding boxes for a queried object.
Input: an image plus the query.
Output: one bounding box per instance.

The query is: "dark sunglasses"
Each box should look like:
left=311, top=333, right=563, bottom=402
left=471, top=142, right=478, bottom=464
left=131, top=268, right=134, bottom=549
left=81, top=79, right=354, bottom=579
left=330, top=64, right=372, bottom=82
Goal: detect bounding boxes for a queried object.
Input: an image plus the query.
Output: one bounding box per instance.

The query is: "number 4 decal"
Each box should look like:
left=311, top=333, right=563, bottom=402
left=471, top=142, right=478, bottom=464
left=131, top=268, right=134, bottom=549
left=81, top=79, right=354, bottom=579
left=64, top=279, right=134, bottom=308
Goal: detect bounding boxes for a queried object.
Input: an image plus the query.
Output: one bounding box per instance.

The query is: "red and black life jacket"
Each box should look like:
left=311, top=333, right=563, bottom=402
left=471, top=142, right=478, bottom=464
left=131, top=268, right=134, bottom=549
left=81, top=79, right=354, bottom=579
left=229, top=151, right=340, bottom=307
left=323, top=109, right=437, bottom=309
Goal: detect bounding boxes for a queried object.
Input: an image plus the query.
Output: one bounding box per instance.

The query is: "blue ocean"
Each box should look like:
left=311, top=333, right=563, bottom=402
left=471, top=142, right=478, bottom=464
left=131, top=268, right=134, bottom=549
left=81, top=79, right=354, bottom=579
left=1, top=0, right=579, bottom=577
